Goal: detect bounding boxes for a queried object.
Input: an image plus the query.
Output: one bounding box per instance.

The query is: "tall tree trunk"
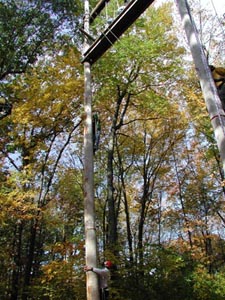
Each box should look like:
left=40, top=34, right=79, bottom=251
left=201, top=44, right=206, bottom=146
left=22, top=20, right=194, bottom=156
left=11, top=223, right=23, bottom=300
left=83, top=1, right=99, bottom=297
left=106, top=88, right=130, bottom=251
left=117, top=147, right=133, bottom=262
left=157, top=192, right=162, bottom=246
left=22, top=219, right=38, bottom=300
left=172, top=152, right=193, bottom=248
left=121, top=175, right=133, bottom=262
left=137, top=130, right=149, bottom=267
left=107, top=142, right=117, bottom=248
left=136, top=129, right=164, bottom=268
left=137, top=199, right=145, bottom=265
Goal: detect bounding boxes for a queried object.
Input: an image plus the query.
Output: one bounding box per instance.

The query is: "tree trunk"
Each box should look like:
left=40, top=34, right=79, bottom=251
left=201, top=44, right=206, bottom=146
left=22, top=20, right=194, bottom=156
left=83, top=1, right=99, bottom=299
left=137, top=199, right=145, bottom=265
left=172, top=151, right=193, bottom=248
left=11, top=223, right=23, bottom=300
left=22, top=220, right=38, bottom=300
left=116, top=143, right=134, bottom=261
left=106, top=88, right=130, bottom=251
left=107, top=139, right=117, bottom=248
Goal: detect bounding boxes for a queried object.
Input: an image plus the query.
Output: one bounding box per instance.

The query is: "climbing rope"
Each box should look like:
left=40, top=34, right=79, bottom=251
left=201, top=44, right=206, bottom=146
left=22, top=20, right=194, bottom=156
left=210, top=0, right=225, bottom=39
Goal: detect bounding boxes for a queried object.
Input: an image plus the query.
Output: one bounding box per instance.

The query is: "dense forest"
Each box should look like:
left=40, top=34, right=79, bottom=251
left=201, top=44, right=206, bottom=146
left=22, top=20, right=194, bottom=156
left=1, top=0, right=225, bottom=299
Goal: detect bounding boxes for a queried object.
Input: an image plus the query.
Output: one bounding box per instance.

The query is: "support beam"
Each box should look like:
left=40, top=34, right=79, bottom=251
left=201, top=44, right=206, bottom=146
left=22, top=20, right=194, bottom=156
left=83, top=0, right=99, bottom=300
left=82, top=0, right=155, bottom=65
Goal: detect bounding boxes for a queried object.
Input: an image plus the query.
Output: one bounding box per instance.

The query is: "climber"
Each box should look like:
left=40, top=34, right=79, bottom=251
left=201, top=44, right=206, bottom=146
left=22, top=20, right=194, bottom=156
left=209, top=65, right=225, bottom=111
left=84, top=260, right=113, bottom=300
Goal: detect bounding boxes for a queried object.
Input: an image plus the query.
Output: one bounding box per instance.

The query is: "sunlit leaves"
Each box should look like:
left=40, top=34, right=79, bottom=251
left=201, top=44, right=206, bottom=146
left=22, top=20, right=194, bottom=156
left=0, top=0, right=81, bottom=80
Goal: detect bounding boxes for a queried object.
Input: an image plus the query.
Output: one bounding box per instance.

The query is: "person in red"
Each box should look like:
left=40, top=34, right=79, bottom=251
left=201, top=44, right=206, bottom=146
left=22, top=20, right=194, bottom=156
left=84, top=260, right=113, bottom=300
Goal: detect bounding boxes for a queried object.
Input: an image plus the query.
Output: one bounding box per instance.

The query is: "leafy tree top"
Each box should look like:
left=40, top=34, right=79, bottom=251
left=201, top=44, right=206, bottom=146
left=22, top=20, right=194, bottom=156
left=0, top=0, right=81, bottom=81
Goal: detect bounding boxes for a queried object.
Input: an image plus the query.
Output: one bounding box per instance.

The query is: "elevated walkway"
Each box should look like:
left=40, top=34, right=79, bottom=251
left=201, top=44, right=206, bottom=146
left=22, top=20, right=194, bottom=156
left=82, top=0, right=155, bottom=64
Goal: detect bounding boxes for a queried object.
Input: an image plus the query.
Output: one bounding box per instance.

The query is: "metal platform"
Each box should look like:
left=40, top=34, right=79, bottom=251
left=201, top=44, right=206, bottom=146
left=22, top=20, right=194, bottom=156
left=82, top=0, right=155, bottom=65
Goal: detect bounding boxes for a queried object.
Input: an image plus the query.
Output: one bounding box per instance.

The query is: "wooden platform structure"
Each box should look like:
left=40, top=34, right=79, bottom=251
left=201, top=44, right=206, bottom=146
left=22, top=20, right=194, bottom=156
left=82, top=0, right=155, bottom=65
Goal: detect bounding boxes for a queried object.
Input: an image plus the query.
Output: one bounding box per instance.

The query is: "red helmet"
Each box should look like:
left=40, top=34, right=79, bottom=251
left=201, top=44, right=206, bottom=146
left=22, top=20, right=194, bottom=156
left=104, top=260, right=113, bottom=268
